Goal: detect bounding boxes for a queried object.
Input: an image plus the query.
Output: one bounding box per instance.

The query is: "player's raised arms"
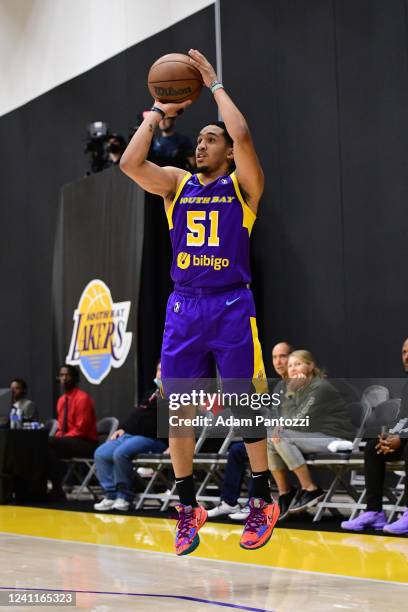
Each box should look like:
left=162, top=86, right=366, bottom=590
left=188, top=49, right=264, bottom=214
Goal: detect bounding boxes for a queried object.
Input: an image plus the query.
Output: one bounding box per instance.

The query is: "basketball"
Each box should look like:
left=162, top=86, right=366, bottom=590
left=148, top=53, right=203, bottom=103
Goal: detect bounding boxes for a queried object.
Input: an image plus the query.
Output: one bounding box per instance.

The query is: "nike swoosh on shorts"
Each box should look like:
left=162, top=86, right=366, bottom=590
left=226, top=297, right=240, bottom=306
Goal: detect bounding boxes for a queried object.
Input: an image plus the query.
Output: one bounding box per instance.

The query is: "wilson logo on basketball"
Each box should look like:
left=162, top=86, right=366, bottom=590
left=66, top=279, right=132, bottom=384
left=153, top=85, right=192, bottom=97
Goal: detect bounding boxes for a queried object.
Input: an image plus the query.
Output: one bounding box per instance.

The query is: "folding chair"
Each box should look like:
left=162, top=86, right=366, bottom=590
left=387, top=466, right=406, bottom=522
left=44, top=419, right=58, bottom=437
left=310, top=401, right=372, bottom=521
left=349, top=398, right=401, bottom=489
left=361, top=385, right=389, bottom=410
left=62, top=416, right=119, bottom=499
left=194, top=416, right=236, bottom=505
left=134, top=414, right=215, bottom=510
left=346, top=398, right=402, bottom=519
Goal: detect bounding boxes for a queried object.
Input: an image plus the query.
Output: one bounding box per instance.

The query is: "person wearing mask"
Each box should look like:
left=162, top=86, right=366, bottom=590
left=47, top=365, right=98, bottom=500
left=106, top=133, right=127, bottom=165
left=94, top=362, right=167, bottom=511
left=268, top=350, right=355, bottom=519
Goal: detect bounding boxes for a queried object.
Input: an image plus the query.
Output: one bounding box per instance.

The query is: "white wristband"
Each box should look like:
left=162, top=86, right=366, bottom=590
left=210, top=82, right=224, bottom=94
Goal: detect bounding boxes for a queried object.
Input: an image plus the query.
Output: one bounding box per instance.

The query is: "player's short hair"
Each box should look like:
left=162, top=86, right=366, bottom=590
left=207, top=121, right=233, bottom=147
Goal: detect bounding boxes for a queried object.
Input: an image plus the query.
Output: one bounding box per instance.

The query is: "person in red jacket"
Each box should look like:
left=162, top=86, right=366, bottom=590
left=48, top=364, right=98, bottom=500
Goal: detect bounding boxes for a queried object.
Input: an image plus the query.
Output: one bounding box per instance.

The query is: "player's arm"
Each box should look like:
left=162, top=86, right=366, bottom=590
left=188, top=49, right=264, bottom=214
left=120, top=101, right=191, bottom=204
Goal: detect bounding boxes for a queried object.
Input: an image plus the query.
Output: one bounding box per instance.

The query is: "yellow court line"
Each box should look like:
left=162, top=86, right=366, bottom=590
left=1, top=506, right=407, bottom=584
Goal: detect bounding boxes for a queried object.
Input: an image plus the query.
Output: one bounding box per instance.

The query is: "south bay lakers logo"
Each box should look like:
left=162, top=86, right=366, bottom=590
left=66, top=279, right=132, bottom=384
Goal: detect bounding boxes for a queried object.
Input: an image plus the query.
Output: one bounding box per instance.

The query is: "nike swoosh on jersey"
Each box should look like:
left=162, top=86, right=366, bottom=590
left=226, top=297, right=240, bottom=306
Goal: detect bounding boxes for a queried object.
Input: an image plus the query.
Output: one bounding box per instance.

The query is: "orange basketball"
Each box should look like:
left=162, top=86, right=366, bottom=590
left=148, top=53, right=203, bottom=103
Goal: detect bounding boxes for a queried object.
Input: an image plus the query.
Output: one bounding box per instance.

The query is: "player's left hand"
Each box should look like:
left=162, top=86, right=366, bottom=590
left=153, top=99, right=192, bottom=118
left=188, top=49, right=218, bottom=87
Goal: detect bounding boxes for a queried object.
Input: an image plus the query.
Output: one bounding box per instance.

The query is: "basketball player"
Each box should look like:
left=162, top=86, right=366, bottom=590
left=120, top=49, right=280, bottom=555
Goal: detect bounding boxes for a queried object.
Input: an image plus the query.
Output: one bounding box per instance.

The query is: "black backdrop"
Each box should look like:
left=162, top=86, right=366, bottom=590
left=1, top=1, right=408, bottom=418
left=52, top=167, right=144, bottom=422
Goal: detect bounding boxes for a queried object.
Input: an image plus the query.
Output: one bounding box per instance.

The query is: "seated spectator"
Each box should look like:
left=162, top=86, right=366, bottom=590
left=47, top=365, right=98, bottom=500
left=10, top=378, right=38, bottom=423
left=268, top=350, right=355, bottom=519
left=208, top=341, right=293, bottom=519
left=149, top=115, right=194, bottom=170
left=341, top=338, right=408, bottom=534
left=94, top=362, right=167, bottom=512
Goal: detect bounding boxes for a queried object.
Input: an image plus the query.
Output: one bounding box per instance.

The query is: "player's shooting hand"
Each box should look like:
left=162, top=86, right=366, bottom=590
left=188, top=49, right=218, bottom=87
left=153, top=99, right=192, bottom=118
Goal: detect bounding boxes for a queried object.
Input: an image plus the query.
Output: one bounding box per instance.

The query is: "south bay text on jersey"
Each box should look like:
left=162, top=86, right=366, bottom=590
left=179, top=195, right=236, bottom=204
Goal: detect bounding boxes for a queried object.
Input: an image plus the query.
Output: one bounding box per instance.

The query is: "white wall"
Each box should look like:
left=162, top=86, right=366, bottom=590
left=0, top=0, right=214, bottom=117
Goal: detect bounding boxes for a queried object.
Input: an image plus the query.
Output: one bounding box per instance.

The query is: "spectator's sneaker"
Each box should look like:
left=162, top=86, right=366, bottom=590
left=208, top=501, right=241, bottom=518
left=137, top=467, right=154, bottom=478
left=383, top=510, right=408, bottom=535
left=175, top=504, right=208, bottom=556
left=341, top=511, right=387, bottom=532
left=288, top=487, right=324, bottom=514
left=113, top=498, right=130, bottom=511
left=240, top=498, right=280, bottom=550
left=94, top=497, right=116, bottom=511
left=229, top=504, right=250, bottom=521
left=278, top=487, right=297, bottom=521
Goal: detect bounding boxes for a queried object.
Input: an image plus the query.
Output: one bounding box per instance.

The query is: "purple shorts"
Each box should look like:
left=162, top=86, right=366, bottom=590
left=161, top=285, right=266, bottom=388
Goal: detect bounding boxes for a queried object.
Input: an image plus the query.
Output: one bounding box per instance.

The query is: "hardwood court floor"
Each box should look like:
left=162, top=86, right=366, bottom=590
left=0, top=506, right=407, bottom=611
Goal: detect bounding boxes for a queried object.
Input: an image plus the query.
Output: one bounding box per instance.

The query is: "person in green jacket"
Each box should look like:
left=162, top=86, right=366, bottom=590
left=268, top=349, right=356, bottom=519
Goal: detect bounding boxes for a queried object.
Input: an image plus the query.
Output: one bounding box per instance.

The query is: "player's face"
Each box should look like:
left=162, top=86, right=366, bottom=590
left=195, top=125, right=233, bottom=173
left=272, top=343, right=291, bottom=378
left=402, top=339, right=408, bottom=372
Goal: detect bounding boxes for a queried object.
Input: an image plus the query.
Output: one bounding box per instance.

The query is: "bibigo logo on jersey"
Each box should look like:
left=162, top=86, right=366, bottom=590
left=177, top=251, right=229, bottom=271
left=66, top=279, right=132, bottom=384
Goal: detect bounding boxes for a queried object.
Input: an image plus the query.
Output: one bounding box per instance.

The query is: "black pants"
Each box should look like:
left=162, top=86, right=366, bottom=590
left=48, top=437, right=98, bottom=491
left=364, top=438, right=408, bottom=511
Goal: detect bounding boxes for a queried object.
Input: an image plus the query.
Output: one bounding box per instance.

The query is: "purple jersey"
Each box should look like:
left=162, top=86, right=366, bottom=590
left=166, top=171, right=256, bottom=288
